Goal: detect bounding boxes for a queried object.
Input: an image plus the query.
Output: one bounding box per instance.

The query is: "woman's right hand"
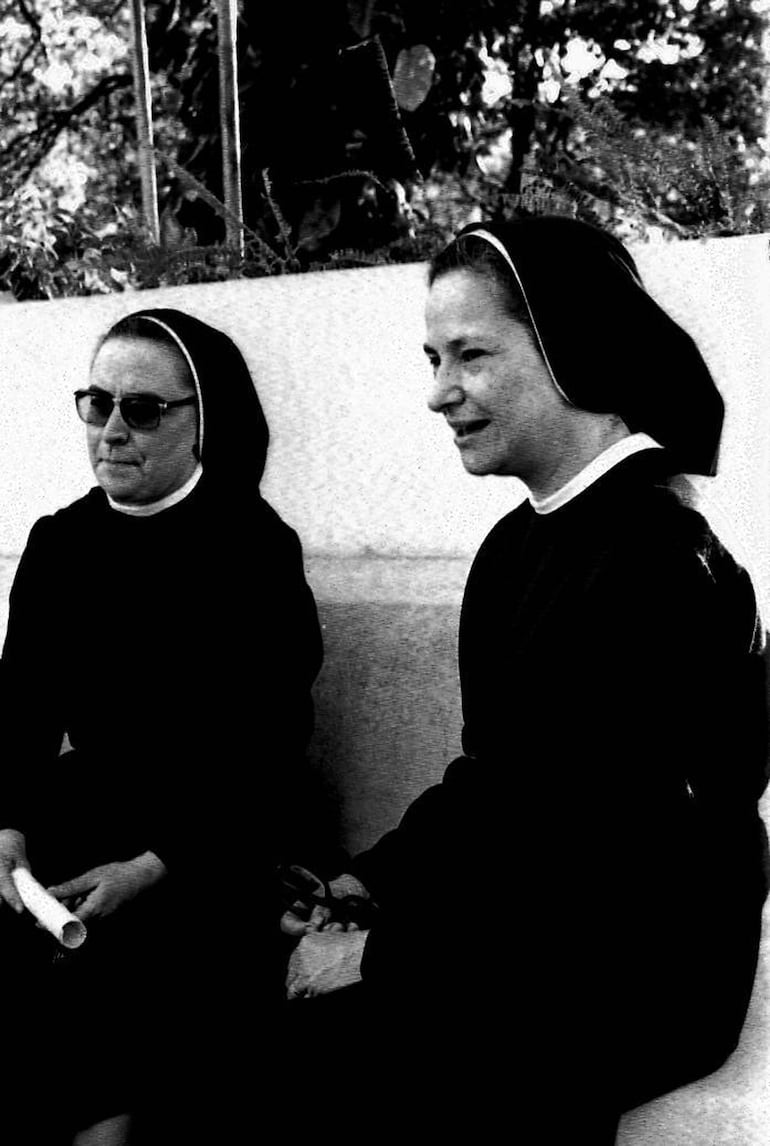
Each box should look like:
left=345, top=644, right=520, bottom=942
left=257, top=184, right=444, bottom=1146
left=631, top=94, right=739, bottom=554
left=0, top=828, right=29, bottom=913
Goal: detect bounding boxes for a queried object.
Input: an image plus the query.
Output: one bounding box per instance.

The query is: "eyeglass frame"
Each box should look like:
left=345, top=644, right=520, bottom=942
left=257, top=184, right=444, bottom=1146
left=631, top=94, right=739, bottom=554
left=74, top=388, right=198, bottom=431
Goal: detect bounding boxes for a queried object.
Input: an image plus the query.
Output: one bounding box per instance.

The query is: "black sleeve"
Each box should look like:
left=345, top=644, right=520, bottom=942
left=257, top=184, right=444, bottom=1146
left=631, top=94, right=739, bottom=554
left=137, top=518, right=336, bottom=877
left=353, top=516, right=769, bottom=907
left=0, top=517, right=67, bottom=835
left=597, top=530, right=769, bottom=811
left=349, top=780, right=452, bottom=902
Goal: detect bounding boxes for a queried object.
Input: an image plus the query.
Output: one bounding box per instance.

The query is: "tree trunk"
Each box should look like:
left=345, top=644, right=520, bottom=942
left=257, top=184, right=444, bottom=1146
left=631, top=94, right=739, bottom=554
left=217, top=0, right=244, bottom=255
left=129, top=0, right=159, bottom=243
left=505, top=0, right=542, bottom=197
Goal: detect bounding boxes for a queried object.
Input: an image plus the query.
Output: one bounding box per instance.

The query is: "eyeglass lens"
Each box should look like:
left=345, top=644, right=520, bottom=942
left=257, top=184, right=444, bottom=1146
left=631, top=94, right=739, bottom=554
left=77, top=393, right=162, bottom=430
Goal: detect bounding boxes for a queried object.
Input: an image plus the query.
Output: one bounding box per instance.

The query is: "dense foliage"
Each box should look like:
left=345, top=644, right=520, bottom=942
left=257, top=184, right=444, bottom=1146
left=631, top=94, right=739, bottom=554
left=1, top=0, right=769, bottom=298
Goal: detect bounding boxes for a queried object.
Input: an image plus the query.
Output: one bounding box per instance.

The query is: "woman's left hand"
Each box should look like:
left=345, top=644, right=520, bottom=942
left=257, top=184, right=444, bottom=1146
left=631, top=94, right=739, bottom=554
left=47, top=851, right=167, bottom=922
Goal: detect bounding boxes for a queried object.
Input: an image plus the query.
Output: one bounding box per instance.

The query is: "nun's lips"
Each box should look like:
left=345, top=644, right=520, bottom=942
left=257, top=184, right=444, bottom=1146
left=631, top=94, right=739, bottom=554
left=448, top=418, right=491, bottom=443
left=98, top=457, right=139, bottom=468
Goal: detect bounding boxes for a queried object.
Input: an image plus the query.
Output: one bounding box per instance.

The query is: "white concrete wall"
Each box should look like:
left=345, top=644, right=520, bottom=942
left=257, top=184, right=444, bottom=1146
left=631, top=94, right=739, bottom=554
left=1, top=233, right=770, bottom=630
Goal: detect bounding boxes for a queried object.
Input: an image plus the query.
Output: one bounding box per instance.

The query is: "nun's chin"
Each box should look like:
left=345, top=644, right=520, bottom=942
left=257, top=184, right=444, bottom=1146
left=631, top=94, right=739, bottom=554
left=458, top=451, right=501, bottom=477
left=455, top=431, right=488, bottom=471
left=455, top=435, right=507, bottom=476
left=95, top=460, right=143, bottom=497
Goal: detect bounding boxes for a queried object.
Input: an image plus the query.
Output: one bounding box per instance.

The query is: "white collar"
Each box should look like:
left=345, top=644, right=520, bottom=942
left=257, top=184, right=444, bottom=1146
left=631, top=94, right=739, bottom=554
left=107, top=463, right=203, bottom=517
left=528, top=434, right=663, bottom=515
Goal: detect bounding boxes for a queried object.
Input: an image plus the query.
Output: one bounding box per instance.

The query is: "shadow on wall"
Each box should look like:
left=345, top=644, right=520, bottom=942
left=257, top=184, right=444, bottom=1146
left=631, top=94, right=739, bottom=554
left=311, top=594, right=463, bottom=854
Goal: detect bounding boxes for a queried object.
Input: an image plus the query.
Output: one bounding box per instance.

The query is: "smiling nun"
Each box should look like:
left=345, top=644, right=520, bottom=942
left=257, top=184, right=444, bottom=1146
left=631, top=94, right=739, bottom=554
left=284, top=217, right=769, bottom=1144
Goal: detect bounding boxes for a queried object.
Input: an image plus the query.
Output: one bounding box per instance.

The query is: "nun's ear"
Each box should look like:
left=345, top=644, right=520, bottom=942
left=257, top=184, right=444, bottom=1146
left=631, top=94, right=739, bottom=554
left=192, top=443, right=201, bottom=462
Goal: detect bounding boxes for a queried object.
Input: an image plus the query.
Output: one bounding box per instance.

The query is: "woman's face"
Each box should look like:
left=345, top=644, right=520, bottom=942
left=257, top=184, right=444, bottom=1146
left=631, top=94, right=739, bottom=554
left=87, top=336, right=199, bottom=505
left=423, top=268, right=569, bottom=481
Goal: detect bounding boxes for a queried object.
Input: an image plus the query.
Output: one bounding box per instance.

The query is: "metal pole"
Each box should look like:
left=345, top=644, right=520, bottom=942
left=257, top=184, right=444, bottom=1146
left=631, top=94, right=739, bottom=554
left=217, top=0, right=244, bottom=255
left=128, top=0, right=159, bottom=244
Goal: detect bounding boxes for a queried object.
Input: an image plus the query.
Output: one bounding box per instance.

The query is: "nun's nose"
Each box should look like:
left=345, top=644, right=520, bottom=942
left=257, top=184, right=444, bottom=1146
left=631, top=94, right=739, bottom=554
left=427, top=362, right=464, bottom=413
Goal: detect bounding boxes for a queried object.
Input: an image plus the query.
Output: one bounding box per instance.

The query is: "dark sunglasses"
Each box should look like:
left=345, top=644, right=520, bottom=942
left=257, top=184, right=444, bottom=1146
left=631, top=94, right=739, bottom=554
left=74, top=389, right=197, bottom=431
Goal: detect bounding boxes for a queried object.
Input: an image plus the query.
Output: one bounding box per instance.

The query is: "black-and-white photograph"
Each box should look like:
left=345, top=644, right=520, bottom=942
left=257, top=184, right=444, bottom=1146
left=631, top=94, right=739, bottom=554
left=1, top=3, right=769, bottom=1143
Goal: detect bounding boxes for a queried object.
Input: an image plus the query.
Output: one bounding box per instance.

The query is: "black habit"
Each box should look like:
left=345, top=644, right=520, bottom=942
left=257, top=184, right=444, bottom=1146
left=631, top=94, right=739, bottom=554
left=342, top=449, right=769, bottom=1139
left=0, top=310, right=325, bottom=1142
left=304, top=215, right=769, bottom=1141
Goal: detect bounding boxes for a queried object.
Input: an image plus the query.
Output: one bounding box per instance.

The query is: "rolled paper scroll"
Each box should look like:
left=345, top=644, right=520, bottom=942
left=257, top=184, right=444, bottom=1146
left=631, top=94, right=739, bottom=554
left=11, top=867, right=87, bottom=949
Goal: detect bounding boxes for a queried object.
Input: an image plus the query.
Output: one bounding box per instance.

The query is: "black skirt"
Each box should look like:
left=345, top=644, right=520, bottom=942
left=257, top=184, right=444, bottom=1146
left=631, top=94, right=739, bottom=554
left=1, top=749, right=290, bottom=1143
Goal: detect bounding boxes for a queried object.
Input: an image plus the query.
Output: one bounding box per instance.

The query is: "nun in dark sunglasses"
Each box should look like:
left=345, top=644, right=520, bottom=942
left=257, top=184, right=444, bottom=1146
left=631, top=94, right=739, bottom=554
left=0, top=310, right=329, bottom=1144
left=282, top=218, right=769, bottom=1143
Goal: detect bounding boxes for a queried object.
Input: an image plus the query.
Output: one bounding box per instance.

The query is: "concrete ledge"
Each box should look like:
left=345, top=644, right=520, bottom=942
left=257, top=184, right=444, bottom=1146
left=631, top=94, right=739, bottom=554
left=306, top=553, right=470, bottom=605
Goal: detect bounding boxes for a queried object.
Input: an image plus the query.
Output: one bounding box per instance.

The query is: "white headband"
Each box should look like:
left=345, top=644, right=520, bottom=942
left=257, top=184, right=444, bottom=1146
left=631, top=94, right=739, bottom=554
left=467, top=228, right=572, bottom=406
left=135, top=315, right=205, bottom=454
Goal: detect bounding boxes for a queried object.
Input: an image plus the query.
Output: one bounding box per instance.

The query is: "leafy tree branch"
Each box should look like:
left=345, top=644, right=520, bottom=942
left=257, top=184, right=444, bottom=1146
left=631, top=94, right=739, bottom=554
left=2, top=73, right=132, bottom=187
